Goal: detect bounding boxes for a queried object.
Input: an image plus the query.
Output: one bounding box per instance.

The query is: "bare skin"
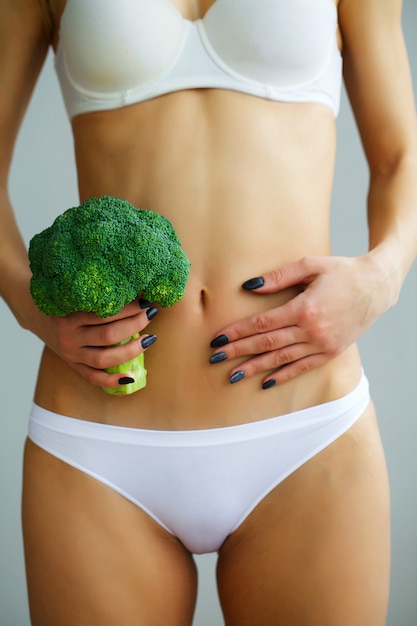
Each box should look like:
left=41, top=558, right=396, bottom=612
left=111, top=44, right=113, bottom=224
left=217, top=403, right=390, bottom=626
left=23, top=402, right=390, bottom=626
left=1, top=0, right=417, bottom=623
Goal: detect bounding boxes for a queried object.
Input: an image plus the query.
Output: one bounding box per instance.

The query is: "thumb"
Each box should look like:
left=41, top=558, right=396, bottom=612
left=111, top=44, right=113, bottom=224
left=242, top=257, right=319, bottom=293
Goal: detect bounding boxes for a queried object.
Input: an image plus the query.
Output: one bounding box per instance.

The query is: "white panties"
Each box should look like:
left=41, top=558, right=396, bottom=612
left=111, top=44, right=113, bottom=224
left=28, top=372, right=370, bottom=554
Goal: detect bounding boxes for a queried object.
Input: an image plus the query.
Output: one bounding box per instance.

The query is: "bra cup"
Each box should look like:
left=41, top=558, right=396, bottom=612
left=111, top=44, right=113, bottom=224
left=202, top=0, right=337, bottom=87
left=55, top=0, right=342, bottom=118
left=60, top=0, right=184, bottom=93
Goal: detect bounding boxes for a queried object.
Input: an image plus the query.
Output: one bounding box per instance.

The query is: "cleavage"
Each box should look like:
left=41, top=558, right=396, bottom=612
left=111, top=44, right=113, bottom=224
left=165, top=0, right=218, bottom=21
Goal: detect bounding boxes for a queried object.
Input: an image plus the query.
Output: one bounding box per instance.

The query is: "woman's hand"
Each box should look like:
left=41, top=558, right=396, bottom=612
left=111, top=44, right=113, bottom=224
left=209, top=255, right=391, bottom=388
left=40, top=299, right=158, bottom=390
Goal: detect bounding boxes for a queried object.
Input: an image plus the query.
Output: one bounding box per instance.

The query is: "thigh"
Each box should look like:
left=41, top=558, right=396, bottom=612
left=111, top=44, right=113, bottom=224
left=22, top=439, right=198, bottom=626
left=216, top=403, right=390, bottom=626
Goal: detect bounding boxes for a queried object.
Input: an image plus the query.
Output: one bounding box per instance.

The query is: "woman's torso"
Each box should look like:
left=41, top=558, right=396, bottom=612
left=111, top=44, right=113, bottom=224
left=34, top=0, right=363, bottom=429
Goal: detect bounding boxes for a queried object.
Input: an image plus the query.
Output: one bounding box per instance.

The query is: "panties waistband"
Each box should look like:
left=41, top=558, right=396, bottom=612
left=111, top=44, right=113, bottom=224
left=29, top=371, right=369, bottom=448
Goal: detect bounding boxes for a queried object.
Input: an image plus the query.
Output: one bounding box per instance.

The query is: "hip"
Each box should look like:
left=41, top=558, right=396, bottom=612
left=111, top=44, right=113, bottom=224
left=34, top=333, right=364, bottom=431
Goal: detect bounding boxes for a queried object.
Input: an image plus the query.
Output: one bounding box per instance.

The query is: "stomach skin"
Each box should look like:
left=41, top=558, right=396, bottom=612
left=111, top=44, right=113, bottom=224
left=34, top=89, right=363, bottom=430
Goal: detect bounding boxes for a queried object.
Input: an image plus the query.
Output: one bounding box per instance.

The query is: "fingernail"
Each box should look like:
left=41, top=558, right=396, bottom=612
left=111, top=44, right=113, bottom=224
left=209, top=351, right=227, bottom=364
left=141, top=334, right=157, bottom=349
left=146, top=307, right=158, bottom=321
left=230, top=370, right=246, bottom=384
left=210, top=334, right=229, bottom=348
left=262, top=379, right=276, bottom=390
left=139, top=298, right=152, bottom=309
left=119, top=377, right=135, bottom=385
left=242, top=277, right=264, bottom=290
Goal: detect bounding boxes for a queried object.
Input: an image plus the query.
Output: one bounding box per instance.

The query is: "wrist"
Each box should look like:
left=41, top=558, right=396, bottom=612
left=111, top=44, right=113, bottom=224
left=4, top=270, right=43, bottom=334
left=363, top=244, right=403, bottom=311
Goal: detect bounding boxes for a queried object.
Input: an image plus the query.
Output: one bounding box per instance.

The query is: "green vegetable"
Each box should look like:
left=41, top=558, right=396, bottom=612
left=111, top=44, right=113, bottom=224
left=28, top=195, right=191, bottom=395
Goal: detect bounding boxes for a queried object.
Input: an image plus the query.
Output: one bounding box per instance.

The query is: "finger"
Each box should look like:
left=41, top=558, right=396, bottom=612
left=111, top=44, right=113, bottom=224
left=242, top=256, right=322, bottom=294
left=227, top=343, right=316, bottom=383
left=80, top=307, right=158, bottom=348
left=72, top=329, right=158, bottom=389
left=73, top=362, right=137, bottom=389
left=210, top=326, right=300, bottom=363
left=70, top=298, right=156, bottom=327
left=210, top=299, right=302, bottom=346
left=262, top=353, right=328, bottom=388
left=80, top=333, right=157, bottom=371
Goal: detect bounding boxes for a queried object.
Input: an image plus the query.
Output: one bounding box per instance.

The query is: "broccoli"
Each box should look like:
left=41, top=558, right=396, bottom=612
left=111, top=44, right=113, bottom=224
left=28, top=195, right=191, bottom=395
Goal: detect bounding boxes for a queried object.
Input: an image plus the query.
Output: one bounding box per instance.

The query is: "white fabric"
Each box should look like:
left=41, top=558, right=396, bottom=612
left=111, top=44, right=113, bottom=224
left=28, top=372, right=370, bottom=554
left=55, top=0, right=343, bottom=118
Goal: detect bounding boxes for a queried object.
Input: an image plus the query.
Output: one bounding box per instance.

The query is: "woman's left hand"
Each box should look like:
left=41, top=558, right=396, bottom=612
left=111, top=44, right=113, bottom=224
left=209, top=254, right=390, bottom=387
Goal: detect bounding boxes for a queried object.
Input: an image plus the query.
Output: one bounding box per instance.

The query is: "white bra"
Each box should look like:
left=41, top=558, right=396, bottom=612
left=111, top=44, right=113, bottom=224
left=55, top=0, right=343, bottom=119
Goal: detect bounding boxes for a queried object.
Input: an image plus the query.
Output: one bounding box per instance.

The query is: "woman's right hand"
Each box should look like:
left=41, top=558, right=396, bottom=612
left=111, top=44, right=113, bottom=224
left=36, top=299, right=158, bottom=389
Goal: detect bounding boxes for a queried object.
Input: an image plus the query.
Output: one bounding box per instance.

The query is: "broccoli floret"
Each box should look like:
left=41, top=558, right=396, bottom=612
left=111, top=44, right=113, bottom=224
left=29, top=196, right=190, bottom=315
left=28, top=196, right=191, bottom=395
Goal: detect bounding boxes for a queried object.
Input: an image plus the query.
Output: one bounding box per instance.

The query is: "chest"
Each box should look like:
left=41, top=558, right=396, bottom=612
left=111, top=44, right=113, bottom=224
left=52, top=0, right=340, bottom=44
left=54, top=0, right=343, bottom=119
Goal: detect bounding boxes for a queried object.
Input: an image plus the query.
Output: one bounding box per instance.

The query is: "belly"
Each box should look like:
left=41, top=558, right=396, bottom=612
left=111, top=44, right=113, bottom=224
left=35, top=90, right=363, bottom=428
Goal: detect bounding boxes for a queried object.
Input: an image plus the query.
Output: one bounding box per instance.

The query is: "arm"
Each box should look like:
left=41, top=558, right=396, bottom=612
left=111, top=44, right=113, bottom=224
left=0, top=1, right=156, bottom=390
left=209, top=0, right=417, bottom=386
left=0, top=1, right=51, bottom=335
left=340, top=0, right=417, bottom=303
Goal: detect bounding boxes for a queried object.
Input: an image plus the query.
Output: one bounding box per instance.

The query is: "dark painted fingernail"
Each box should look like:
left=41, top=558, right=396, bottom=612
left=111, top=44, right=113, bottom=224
left=230, top=370, right=246, bottom=384
left=242, top=277, right=264, bottom=290
left=119, top=377, right=135, bottom=385
left=210, top=334, right=229, bottom=348
left=141, top=334, right=157, bottom=349
left=146, top=307, right=158, bottom=321
left=139, top=298, right=152, bottom=309
left=209, top=351, right=227, bottom=364
left=262, top=379, right=277, bottom=390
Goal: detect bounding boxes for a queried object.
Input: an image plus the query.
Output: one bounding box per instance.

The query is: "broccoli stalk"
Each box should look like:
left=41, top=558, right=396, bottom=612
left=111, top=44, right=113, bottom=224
left=102, top=333, right=146, bottom=395
left=28, top=196, right=191, bottom=395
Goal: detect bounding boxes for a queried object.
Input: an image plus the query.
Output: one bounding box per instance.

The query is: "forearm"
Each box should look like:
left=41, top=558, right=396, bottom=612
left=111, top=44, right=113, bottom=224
left=365, top=153, right=417, bottom=310
left=0, top=188, right=43, bottom=333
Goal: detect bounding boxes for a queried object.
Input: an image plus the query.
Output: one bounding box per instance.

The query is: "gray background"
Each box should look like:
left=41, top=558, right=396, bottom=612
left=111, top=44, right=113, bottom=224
left=1, top=2, right=416, bottom=624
